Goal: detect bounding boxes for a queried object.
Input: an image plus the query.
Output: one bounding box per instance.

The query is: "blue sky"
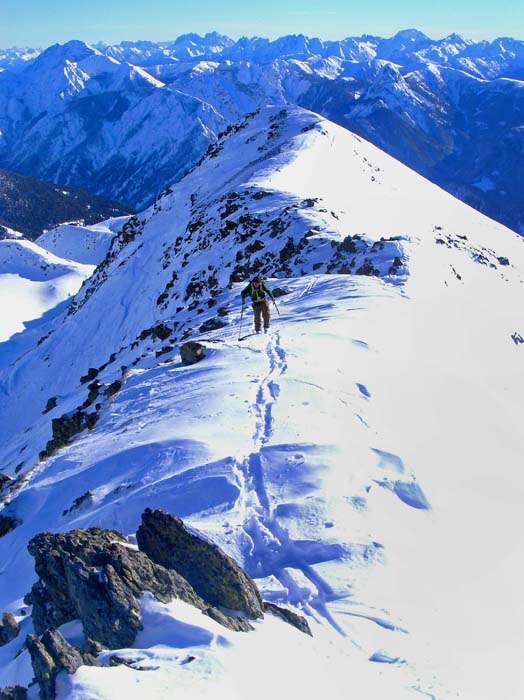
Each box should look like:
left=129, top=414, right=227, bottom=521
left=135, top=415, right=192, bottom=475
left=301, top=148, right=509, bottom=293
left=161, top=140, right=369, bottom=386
left=1, top=0, right=522, bottom=48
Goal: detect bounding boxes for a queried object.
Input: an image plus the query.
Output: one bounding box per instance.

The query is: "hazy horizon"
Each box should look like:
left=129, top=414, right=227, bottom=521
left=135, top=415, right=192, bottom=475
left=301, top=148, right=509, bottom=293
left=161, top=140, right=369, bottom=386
left=1, top=0, right=521, bottom=49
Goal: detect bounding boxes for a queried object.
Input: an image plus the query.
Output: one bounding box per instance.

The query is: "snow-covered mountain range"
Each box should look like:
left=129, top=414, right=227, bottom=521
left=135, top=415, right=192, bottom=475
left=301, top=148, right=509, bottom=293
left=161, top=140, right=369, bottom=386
left=1, top=106, right=523, bottom=700
left=1, top=30, right=523, bottom=231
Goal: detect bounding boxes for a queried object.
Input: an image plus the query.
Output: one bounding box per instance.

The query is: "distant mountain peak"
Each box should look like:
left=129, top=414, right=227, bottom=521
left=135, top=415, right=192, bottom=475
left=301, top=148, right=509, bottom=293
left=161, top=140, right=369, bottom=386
left=392, top=28, right=430, bottom=42
left=33, top=39, right=99, bottom=67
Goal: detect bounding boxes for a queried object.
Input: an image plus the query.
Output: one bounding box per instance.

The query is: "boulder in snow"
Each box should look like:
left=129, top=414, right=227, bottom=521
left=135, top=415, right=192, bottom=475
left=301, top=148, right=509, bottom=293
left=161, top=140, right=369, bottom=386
left=27, top=523, right=252, bottom=650
left=27, top=527, right=204, bottom=647
left=137, top=508, right=264, bottom=619
left=180, top=341, right=206, bottom=365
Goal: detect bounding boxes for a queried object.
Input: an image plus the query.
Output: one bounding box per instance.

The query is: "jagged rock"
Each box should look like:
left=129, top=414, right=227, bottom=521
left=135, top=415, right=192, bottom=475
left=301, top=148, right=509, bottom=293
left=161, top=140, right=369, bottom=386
left=62, top=491, right=94, bottom=517
left=355, top=260, right=380, bottom=276
left=138, top=323, right=172, bottom=342
left=155, top=345, right=173, bottom=358
left=79, top=639, right=104, bottom=666
left=389, top=256, right=403, bottom=274
left=0, top=473, right=12, bottom=494
left=0, top=687, right=27, bottom=700
left=262, top=602, right=312, bottom=636
left=80, top=367, right=99, bottom=384
left=0, top=515, right=20, bottom=538
left=180, top=341, right=206, bottom=365
left=0, top=613, right=20, bottom=645
left=339, top=235, right=359, bottom=254
left=109, top=655, right=147, bottom=670
left=27, top=527, right=206, bottom=648
left=198, top=317, right=227, bottom=333
left=27, top=629, right=83, bottom=700
left=137, top=508, right=263, bottom=619
left=43, top=397, right=57, bottom=414
left=206, top=606, right=253, bottom=632
left=104, top=379, right=122, bottom=398
left=39, top=409, right=99, bottom=461
left=82, top=381, right=102, bottom=408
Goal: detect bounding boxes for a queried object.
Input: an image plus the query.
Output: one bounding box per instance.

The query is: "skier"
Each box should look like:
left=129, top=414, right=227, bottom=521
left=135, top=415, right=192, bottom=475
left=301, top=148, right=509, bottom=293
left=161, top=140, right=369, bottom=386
left=241, top=276, right=275, bottom=334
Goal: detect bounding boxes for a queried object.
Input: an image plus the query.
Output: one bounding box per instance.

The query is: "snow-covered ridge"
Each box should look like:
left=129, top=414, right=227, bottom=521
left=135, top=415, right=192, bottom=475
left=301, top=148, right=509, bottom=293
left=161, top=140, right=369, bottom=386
left=0, top=107, right=523, bottom=700
left=1, top=31, right=524, bottom=231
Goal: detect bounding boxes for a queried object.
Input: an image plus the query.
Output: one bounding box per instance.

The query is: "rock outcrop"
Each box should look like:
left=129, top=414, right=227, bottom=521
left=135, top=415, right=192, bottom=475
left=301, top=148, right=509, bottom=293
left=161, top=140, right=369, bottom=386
left=0, top=687, right=27, bottom=700
left=26, top=629, right=84, bottom=700
left=22, top=509, right=310, bottom=699
left=39, top=409, right=99, bottom=461
left=136, top=508, right=264, bottom=619
left=0, top=473, right=12, bottom=493
left=27, top=528, right=205, bottom=647
left=180, top=341, right=206, bottom=365
left=262, top=602, right=312, bottom=636
left=0, top=515, right=20, bottom=538
left=0, top=613, right=19, bottom=646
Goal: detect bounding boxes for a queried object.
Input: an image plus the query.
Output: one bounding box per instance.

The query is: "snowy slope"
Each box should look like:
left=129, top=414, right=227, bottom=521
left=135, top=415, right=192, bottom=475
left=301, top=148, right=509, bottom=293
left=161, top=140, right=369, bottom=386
left=0, top=107, right=523, bottom=700
left=0, top=239, right=96, bottom=342
left=36, top=216, right=127, bottom=265
left=0, top=215, right=123, bottom=343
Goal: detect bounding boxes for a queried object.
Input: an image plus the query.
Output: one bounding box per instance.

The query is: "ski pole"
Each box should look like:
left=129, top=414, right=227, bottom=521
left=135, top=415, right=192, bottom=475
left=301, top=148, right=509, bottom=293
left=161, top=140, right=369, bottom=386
left=272, top=298, right=280, bottom=316
left=238, top=299, right=245, bottom=340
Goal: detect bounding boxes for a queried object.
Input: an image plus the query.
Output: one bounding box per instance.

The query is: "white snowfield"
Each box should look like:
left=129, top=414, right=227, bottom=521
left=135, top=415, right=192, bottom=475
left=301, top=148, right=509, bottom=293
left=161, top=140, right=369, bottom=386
left=0, top=107, right=523, bottom=700
left=0, top=238, right=97, bottom=342
left=0, top=217, right=124, bottom=343
left=35, top=216, right=128, bottom=265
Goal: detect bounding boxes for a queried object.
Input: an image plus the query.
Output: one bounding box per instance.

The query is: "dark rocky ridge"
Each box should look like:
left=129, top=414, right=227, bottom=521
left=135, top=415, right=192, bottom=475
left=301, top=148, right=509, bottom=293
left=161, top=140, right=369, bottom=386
left=0, top=168, right=132, bottom=240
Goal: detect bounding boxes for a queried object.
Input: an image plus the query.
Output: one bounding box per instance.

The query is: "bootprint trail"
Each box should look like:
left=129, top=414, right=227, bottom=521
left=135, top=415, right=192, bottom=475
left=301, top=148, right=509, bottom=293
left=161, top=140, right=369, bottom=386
left=233, top=330, right=347, bottom=633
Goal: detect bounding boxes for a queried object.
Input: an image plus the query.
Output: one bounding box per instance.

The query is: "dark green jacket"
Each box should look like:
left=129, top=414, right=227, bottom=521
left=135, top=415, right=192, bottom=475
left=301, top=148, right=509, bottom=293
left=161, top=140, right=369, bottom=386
left=241, top=280, right=274, bottom=303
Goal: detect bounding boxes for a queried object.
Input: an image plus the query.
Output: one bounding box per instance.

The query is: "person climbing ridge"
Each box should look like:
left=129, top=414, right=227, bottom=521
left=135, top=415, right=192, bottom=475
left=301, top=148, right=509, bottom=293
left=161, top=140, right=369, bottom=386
left=241, top=276, right=275, bottom=334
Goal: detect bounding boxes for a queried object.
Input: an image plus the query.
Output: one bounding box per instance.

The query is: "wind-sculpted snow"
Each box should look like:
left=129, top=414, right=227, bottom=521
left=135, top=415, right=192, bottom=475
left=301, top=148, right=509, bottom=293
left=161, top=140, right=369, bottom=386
left=0, top=107, right=523, bottom=700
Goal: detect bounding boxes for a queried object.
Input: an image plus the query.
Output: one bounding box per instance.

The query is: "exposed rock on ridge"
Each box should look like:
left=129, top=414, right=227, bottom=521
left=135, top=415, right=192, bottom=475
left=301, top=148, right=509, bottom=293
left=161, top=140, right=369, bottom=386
left=137, top=508, right=264, bottom=619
